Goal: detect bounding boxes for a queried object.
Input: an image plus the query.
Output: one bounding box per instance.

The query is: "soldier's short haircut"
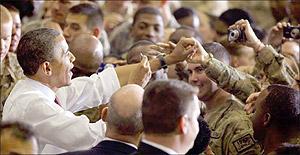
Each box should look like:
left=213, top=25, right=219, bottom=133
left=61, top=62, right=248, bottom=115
left=1, top=3, right=19, bottom=13
left=127, top=40, right=154, bottom=64
left=1, top=121, right=34, bottom=141
left=203, top=42, right=231, bottom=65
left=69, top=3, right=104, bottom=30
left=263, top=84, right=300, bottom=131
left=276, top=143, right=300, bottom=155
left=17, top=28, right=60, bottom=76
left=169, top=26, right=203, bottom=44
left=219, top=8, right=254, bottom=26
left=142, top=79, right=199, bottom=135
left=132, top=6, right=164, bottom=26
left=173, top=7, right=199, bottom=20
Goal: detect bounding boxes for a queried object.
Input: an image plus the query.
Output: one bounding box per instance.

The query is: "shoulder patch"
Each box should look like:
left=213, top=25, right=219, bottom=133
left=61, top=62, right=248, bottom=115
left=211, top=131, right=221, bottom=139
left=232, top=133, right=255, bottom=153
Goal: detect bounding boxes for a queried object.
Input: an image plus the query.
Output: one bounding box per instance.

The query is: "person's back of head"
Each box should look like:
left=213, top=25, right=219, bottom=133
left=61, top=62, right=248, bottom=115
left=1, top=4, right=13, bottom=61
left=17, top=28, right=60, bottom=76
left=173, top=7, right=200, bottom=29
left=69, top=33, right=103, bottom=78
left=276, top=143, right=300, bottom=155
left=169, top=26, right=203, bottom=44
left=69, top=3, right=104, bottom=30
left=126, top=40, right=155, bottom=64
left=1, top=121, right=38, bottom=154
left=142, top=79, right=200, bottom=153
left=104, top=84, right=144, bottom=137
left=203, top=42, right=231, bottom=65
left=219, top=8, right=254, bottom=26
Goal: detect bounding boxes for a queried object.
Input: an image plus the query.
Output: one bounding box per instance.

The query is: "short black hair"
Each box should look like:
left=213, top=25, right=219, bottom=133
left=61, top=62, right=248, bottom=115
left=169, top=26, right=203, bottom=44
left=127, top=40, right=154, bottom=64
left=173, top=7, right=199, bottom=20
left=1, top=121, right=34, bottom=141
left=203, top=42, right=231, bottom=65
left=276, top=143, right=300, bottom=155
left=264, top=84, right=300, bottom=131
left=17, top=28, right=60, bottom=76
left=132, top=6, right=164, bottom=26
left=142, top=80, right=199, bottom=135
left=219, top=8, right=254, bottom=26
left=69, top=3, right=104, bottom=30
left=1, top=2, right=19, bottom=13
left=186, top=116, right=211, bottom=154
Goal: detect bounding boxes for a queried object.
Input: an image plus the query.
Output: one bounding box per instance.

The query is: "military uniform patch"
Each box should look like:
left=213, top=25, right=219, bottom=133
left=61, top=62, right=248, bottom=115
left=211, top=131, right=221, bottom=139
left=232, top=133, right=255, bottom=153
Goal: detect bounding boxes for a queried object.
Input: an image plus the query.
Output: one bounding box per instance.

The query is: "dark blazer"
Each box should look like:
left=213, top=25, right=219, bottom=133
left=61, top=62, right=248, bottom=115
left=135, top=142, right=169, bottom=155
left=61, top=140, right=137, bottom=155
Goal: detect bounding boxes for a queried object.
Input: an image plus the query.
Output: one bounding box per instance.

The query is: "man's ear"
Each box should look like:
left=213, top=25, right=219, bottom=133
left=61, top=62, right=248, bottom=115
left=92, top=28, right=101, bottom=38
left=179, top=114, right=189, bottom=134
left=101, top=107, right=108, bottom=122
left=263, top=113, right=271, bottom=127
left=41, top=61, right=52, bottom=76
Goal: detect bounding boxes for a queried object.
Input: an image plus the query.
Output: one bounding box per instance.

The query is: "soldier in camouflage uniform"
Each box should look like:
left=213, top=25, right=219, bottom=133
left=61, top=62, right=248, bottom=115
left=188, top=42, right=262, bottom=154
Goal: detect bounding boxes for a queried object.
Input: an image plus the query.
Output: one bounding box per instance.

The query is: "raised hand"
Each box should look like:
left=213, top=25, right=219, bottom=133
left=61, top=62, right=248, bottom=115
left=244, top=92, right=261, bottom=115
left=149, top=41, right=176, bottom=55
left=187, top=40, right=210, bottom=66
left=128, top=56, right=152, bottom=88
left=268, top=22, right=291, bottom=50
left=168, top=37, right=199, bottom=62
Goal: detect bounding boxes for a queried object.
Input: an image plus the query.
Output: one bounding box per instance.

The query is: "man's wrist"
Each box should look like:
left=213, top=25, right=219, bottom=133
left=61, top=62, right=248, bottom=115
left=164, top=54, right=178, bottom=65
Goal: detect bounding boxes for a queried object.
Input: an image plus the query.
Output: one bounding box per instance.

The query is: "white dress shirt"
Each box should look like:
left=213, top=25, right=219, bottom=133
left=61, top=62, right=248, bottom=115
left=103, top=137, right=137, bottom=149
left=142, top=139, right=178, bottom=154
left=2, top=67, right=120, bottom=154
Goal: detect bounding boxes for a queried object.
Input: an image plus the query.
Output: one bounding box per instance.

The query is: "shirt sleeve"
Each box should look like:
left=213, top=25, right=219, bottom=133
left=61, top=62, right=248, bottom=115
left=56, top=67, right=120, bottom=113
left=256, top=45, right=297, bottom=86
left=25, top=97, right=106, bottom=151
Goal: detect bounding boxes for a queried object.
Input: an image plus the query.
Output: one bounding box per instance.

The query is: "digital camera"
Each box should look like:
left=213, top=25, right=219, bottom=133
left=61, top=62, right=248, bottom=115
left=227, top=28, right=246, bottom=42
left=283, top=26, right=300, bottom=39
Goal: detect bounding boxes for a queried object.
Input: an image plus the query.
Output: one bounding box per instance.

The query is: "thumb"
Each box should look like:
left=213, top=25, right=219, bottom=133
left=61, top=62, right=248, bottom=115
left=140, top=55, right=148, bottom=66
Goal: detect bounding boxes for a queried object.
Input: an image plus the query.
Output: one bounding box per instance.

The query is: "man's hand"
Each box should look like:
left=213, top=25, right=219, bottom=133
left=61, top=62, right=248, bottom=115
left=268, top=22, right=291, bottom=50
left=149, top=41, right=176, bottom=55
left=229, top=19, right=264, bottom=52
left=128, top=56, right=152, bottom=88
left=187, top=41, right=210, bottom=66
left=244, top=92, right=261, bottom=115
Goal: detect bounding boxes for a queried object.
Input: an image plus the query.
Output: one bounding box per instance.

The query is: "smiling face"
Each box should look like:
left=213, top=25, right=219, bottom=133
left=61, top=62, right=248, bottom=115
left=131, top=14, right=165, bottom=43
left=188, top=63, right=219, bottom=101
left=9, top=11, right=21, bottom=53
left=50, top=35, right=75, bottom=88
left=51, top=0, right=80, bottom=25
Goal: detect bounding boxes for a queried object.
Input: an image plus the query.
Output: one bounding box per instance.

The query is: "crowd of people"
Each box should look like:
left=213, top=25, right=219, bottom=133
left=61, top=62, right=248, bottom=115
left=1, top=0, right=299, bottom=154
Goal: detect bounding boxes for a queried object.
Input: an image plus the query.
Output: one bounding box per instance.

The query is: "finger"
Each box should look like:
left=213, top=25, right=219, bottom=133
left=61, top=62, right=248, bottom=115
left=147, top=50, right=161, bottom=56
left=149, top=45, right=162, bottom=51
left=277, top=22, right=283, bottom=29
left=140, top=55, right=148, bottom=66
left=168, top=41, right=176, bottom=49
left=282, top=22, right=288, bottom=27
left=156, top=42, right=170, bottom=47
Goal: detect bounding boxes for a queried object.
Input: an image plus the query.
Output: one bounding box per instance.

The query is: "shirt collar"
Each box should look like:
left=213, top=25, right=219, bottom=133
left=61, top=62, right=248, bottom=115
left=142, top=139, right=178, bottom=154
left=103, top=137, right=138, bottom=149
left=25, top=77, right=56, bottom=102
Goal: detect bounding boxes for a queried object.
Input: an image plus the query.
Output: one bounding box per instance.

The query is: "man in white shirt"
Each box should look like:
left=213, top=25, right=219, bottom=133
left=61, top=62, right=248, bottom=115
left=62, top=84, right=144, bottom=155
left=2, top=28, right=198, bottom=154
left=138, top=80, right=201, bottom=154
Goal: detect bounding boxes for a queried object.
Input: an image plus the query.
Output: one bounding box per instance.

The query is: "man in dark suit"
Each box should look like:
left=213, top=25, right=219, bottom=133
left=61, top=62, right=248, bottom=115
left=62, top=84, right=144, bottom=155
left=137, top=80, right=201, bottom=154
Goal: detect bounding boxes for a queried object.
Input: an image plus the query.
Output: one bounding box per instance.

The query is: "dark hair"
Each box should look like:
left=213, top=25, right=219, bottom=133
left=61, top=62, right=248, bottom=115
left=169, top=26, right=203, bottom=44
left=186, top=116, right=211, bottom=154
left=1, top=121, right=34, bottom=141
left=132, top=6, right=164, bottom=26
left=69, top=3, right=104, bottom=30
left=264, top=85, right=300, bottom=130
left=219, top=8, right=254, bottom=26
left=127, top=40, right=154, bottom=64
left=276, top=143, right=300, bottom=155
left=142, top=79, right=198, bottom=135
left=173, top=7, right=199, bottom=20
left=17, top=28, right=60, bottom=76
left=203, top=42, right=231, bottom=65
left=1, top=3, right=19, bottom=13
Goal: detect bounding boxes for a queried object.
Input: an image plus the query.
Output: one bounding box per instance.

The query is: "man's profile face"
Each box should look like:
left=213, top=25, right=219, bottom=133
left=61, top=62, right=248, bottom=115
left=188, top=63, right=218, bottom=101
left=0, top=21, right=12, bottom=61
left=50, top=35, right=75, bottom=88
left=251, top=89, right=269, bottom=142
left=51, top=0, right=80, bottom=25
left=9, top=11, right=21, bottom=53
left=64, top=13, right=91, bottom=43
left=131, top=14, right=165, bottom=43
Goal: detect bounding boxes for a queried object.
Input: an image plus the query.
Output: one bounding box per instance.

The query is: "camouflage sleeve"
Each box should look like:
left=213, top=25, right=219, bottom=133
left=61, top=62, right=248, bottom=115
left=204, top=57, right=262, bottom=101
left=223, top=117, right=263, bottom=155
left=256, top=45, right=297, bottom=86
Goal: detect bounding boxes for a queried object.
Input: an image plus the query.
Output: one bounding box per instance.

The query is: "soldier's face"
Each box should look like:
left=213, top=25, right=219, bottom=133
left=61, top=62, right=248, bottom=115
left=51, top=0, right=80, bottom=25
left=0, top=21, right=12, bottom=61
left=64, top=13, right=91, bottom=43
left=251, top=89, right=269, bottom=142
left=188, top=63, right=218, bottom=101
left=9, top=11, right=21, bottom=53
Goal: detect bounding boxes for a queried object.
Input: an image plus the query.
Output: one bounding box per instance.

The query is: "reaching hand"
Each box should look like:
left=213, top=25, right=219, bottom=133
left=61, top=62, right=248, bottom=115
left=187, top=41, right=210, bottom=65
left=268, top=22, right=291, bottom=50
left=168, top=37, right=199, bottom=63
left=244, top=92, right=261, bottom=115
left=149, top=41, right=176, bottom=55
left=128, top=56, right=152, bottom=88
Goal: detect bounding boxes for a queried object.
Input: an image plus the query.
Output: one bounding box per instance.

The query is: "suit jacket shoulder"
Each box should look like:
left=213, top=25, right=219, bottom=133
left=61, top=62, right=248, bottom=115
left=135, top=142, right=169, bottom=155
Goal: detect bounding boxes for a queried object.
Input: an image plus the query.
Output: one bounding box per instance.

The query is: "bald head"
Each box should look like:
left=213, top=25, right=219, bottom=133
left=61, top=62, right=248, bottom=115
left=69, top=34, right=103, bottom=75
left=106, top=84, right=144, bottom=136
left=1, top=5, right=13, bottom=60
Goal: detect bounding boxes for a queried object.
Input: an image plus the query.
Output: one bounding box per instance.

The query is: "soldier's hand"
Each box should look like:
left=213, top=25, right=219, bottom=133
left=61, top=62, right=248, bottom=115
left=128, top=56, right=152, bottom=88
left=168, top=37, right=199, bottom=63
left=149, top=41, right=176, bottom=55
left=267, top=22, right=291, bottom=50
left=244, top=92, right=261, bottom=114
left=229, top=19, right=264, bottom=52
left=187, top=40, right=210, bottom=66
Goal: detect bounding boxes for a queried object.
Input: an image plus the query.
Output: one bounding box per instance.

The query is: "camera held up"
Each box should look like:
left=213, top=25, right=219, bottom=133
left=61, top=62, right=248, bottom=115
left=283, top=26, right=300, bottom=39
left=227, top=28, right=246, bottom=42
